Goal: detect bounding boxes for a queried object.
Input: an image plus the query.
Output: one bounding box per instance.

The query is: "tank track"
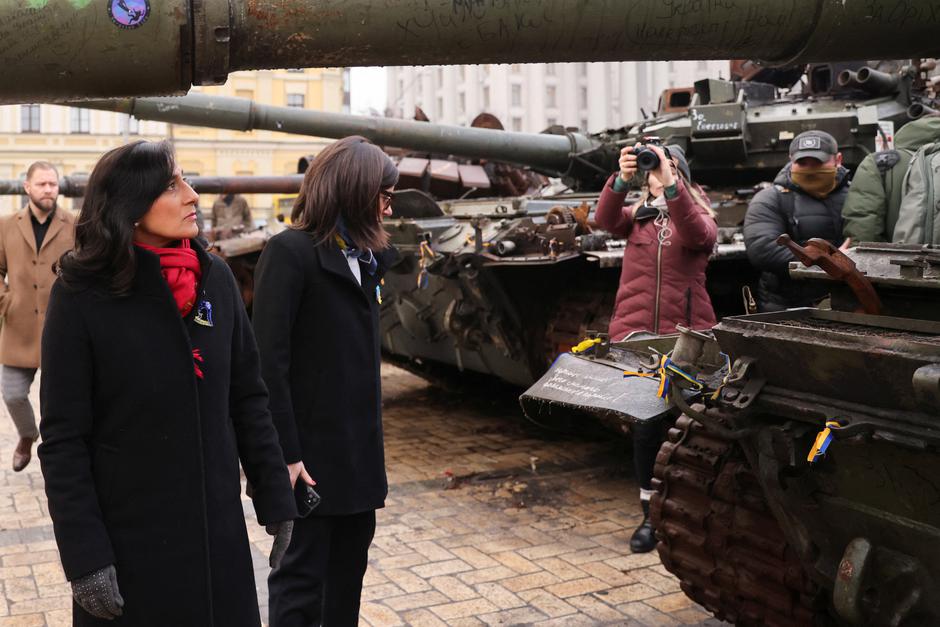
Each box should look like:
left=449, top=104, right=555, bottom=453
left=651, top=415, right=824, bottom=626
left=542, top=282, right=614, bottom=368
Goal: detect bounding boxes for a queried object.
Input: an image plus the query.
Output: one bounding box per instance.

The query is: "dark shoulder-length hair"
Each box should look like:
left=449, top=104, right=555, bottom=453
left=291, top=136, right=397, bottom=250
left=58, top=140, right=176, bottom=294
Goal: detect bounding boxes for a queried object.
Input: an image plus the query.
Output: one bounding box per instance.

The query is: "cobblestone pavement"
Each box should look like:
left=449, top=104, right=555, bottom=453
left=0, top=366, right=726, bottom=626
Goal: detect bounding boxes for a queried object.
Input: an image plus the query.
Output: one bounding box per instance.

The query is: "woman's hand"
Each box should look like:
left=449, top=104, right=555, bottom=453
left=618, top=146, right=638, bottom=183
left=266, top=520, right=294, bottom=569
left=647, top=144, right=676, bottom=189
left=287, top=460, right=316, bottom=488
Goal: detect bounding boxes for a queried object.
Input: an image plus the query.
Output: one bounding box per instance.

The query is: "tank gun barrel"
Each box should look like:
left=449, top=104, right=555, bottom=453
left=73, top=94, right=596, bottom=175
left=0, top=175, right=305, bottom=198
left=4, top=0, right=940, bottom=103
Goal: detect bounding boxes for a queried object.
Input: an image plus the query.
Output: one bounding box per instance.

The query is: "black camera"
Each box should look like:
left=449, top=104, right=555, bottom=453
left=634, top=137, right=672, bottom=172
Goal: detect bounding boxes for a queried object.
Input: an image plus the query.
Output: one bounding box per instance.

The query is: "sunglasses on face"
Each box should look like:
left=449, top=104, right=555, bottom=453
left=379, top=190, right=394, bottom=209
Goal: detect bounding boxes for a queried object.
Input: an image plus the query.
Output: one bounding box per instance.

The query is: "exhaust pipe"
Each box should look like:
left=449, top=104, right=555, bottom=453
left=855, top=67, right=900, bottom=95
left=908, top=102, right=939, bottom=119
left=837, top=69, right=861, bottom=90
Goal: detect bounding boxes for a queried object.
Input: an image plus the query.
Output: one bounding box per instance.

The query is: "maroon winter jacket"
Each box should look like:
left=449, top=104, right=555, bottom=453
left=594, top=174, right=718, bottom=340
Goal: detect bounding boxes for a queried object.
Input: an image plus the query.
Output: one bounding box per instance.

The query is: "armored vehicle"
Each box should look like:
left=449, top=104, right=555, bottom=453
left=71, top=58, right=938, bottom=387
left=521, top=240, right=940, bottom=626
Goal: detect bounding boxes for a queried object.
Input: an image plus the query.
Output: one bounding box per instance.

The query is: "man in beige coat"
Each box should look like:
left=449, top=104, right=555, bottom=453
left=0, top=162, right=75, bottom=471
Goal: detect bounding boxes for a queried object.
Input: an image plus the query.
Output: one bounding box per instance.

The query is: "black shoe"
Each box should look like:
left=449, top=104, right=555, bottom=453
left=630, top=500, right=656, bottom=553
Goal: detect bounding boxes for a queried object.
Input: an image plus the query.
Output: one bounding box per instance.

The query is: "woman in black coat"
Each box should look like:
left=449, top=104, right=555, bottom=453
left=253, top=136, right=398, bottom=626
left=38, top=140, right=297, bottom=627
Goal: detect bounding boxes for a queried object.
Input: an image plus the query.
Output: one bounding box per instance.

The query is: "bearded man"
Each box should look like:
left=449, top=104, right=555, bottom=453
left=0, top=162, right=75, bottom=470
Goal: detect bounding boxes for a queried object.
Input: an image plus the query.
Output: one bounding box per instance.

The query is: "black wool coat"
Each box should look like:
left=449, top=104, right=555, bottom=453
left=252, top=229, right=390, bottom=516
left=38, top=242, right=296, bottom=627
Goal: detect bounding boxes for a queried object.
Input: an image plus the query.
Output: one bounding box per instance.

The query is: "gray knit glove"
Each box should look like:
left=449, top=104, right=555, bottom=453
left=72, top=564, right=124, bottom=619
left=266, top=520, right=294, bottom=569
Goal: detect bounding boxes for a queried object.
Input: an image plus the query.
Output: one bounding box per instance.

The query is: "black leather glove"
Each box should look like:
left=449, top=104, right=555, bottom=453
left=266, top=520, right=294, bottom=569
left=72, top=564, right=124, bottom=620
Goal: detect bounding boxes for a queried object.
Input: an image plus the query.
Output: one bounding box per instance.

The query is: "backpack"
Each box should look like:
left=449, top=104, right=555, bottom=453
left=893, top=142, right=940, bottom=245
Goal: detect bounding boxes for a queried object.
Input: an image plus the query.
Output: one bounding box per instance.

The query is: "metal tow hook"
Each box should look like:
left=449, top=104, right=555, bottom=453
left=776, top=235, right=883, bottom=315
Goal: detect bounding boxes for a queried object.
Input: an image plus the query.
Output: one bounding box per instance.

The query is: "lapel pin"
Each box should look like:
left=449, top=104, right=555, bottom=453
left=195, top=299, right=214, bottom=327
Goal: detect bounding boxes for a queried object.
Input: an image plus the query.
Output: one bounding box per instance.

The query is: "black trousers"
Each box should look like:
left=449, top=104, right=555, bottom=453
left=268, top=510, right=376, bottom=627
left=632, top=417, right=668, bottom=491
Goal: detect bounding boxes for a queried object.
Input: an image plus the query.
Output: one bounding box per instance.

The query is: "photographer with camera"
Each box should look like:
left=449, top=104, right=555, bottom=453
left=594, top=140, right=718, bottom=553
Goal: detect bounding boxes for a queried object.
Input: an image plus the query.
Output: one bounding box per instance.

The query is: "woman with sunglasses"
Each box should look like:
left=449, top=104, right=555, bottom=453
left=594, top=143, right=718, bottom=554
left=38, top=140, right=296, bottom=626
left=252, top=135, right=398, bottom=626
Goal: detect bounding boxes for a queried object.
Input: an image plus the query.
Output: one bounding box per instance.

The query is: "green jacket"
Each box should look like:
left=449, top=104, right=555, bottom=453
left=842, top=116, right=940, bottom=242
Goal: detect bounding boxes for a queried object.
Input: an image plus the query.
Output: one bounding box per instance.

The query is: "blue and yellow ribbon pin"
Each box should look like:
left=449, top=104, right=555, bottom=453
left=807, top=420, right=842, bottom=463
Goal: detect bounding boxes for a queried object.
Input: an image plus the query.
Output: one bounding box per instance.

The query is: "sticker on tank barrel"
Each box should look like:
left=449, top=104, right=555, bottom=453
left=108, top=0, right=149, bottom=29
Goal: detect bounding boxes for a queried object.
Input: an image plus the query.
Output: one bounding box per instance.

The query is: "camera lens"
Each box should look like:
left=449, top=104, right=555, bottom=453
left=635, top=147, right=660, bottom=171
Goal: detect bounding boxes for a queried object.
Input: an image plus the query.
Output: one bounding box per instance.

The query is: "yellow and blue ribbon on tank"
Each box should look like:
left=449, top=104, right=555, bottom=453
left=623, top=354, right=704, bottom=401
left=807, top=420, right=843, bottom=463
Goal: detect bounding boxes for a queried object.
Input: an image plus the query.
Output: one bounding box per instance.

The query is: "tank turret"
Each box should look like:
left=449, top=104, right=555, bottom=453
left=4, top=0, right=940, bottom=103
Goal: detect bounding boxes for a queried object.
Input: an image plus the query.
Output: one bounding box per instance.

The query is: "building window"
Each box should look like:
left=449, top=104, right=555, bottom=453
left=20, top=105, right=40, bottom=133
left=437, top=96, right=444, bottom=116
left=286, top=68, right=305, bottom=73
left=512, top=117, right=522, bottom=132
left=546, top=63, right=556, bottom=76
left=483, top=86, right=490, bottom=110
left=511, top=84, right=522, bottom=107
left=398, top=79, right=405, bottom=96
left=458, top=92, right=466, bottom=114
left=511, top=64, right=522, bottom=74
left=70, top=108, right=90, bottom=134
left=128, top=116, right=139, bottom=135
left=546, top=117, right=557, bottom=127
left=286, top=93, right=305, bottom=108
left=436, top=67, right=443, bottom=84
left=459, top=66, right=466, bottom=80
left=579, top=86, right=588, bottom=109
left=546, top=85, right=557, bottom=108
left=577, top=63, right=588, bottom=77
left=580, top=118, right=589, bottom=131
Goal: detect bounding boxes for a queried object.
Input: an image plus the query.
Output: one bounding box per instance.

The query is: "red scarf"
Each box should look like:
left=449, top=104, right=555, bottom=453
left=136, top=240, right=205, bottom=380
left=135, top=240, right=202, bottom=317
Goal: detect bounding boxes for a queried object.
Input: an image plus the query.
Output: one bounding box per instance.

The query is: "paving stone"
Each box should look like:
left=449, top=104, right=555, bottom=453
left=472, top=582, right=525, bottom=610
left=427, top=575, right=479, bottom=602
left=0, top=365, right=726, bottom=626
left=383, top=590, right=449, bottom=612
left=398, top=608, right=449, bottom=627
left=455, top=566, right=516, bottom=586
left=618, top=600, right=682, bottom=626
left=517, top=590, right=578, bottom=618
left=428, top=597, right=499, bottom=621
left=600, top=582, right=661, bottom=605
left=359, top=601, right=404, bottom=627
left=544, top=576, right=610, bottom=598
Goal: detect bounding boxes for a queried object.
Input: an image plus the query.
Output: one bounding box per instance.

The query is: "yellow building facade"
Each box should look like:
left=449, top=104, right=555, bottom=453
left=0, top=68, right=347, bottom=217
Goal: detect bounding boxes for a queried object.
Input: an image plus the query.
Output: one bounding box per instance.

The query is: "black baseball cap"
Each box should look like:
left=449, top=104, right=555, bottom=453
left=789, top=131, right=839, bottom=162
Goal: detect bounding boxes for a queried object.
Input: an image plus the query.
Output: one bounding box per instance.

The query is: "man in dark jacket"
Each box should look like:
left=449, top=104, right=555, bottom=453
left=743, top=130, right=851, bottom=311
left=842, top=115, right=940, bottom=242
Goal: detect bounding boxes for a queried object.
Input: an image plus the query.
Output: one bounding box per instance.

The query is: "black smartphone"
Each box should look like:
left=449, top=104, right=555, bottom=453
left=295, top=481, right=321, bottom=518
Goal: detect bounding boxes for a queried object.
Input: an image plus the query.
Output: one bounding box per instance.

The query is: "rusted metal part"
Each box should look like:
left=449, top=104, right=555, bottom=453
left=776, top=235, right=882, bottom=315
left=833, top=537, right=940, bottom=625
left=651, top=415, right=822, bottom=626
